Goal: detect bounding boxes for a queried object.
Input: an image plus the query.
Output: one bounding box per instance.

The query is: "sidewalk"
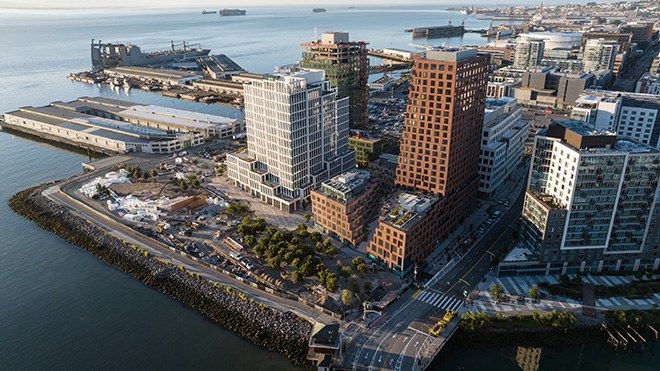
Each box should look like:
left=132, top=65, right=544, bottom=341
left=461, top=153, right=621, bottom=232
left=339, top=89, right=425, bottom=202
left=473, top=272, right=660, bottom=316
left=423, top=159, right=530, bottom=276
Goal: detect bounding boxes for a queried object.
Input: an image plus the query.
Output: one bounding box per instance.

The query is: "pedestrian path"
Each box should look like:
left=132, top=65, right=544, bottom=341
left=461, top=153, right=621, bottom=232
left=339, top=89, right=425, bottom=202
left=472, top=273, right=660, bottom=314
left=414, top=290, right=462, bottom=312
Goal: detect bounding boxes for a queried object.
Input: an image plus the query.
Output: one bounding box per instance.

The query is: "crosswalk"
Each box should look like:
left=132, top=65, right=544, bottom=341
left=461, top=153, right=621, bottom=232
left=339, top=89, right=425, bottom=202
left=414, top=290, right=462, bottom=311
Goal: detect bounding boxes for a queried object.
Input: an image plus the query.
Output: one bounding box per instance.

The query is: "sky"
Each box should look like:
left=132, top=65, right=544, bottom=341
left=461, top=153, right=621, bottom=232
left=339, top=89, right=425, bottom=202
left=0, top=0, right=604, bottom=10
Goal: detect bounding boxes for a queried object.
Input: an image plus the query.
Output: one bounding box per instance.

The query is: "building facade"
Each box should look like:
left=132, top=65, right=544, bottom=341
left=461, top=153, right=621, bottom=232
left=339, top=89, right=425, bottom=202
left=514, top=37, right=545, bottom=69
left=571, top=90, right=660, bottom=148
left=348, top=130, right=387, bottom=167
left=301, top=32, right=369, bottom=129
left=367, top=48, right=489, bottom=275
left=581, top=39, right=617, bottom=73
left=503, top=121, right=660, bottom=276
left=311, top=170, right=379, bottom=248
left=478, top=97, right=528, bottom=198
left=366, top=192, right=441, bottom=276
left=636, top=73, right=660, bottom=95
left=227, top=69, right=355, bottom=212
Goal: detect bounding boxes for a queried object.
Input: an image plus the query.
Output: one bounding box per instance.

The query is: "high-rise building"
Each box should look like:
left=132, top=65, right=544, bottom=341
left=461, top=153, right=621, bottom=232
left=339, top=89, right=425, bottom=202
left=365, top=48, right=489, bottom=275
left=226, top=68, right=355, bottom=212
left=582, top=39, right=617, bottom=73
left=514, top=37, right=545, bottom=69
left=503, top=121, right=660, bottom=276
left=301, top=32, right=369, bottom=129
left=478, top=97, right=528, bottom=198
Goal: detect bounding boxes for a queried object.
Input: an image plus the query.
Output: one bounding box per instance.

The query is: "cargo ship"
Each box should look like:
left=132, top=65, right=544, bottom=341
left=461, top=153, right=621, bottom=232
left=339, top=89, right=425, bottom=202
left=201, top=10, right=217, bottom=14
left=312, top=8, right=326, bottom=13
left=219, top=9, right=246, bottom=16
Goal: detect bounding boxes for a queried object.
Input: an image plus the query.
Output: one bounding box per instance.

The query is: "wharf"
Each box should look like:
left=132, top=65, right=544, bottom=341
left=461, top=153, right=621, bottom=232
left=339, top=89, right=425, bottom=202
left=0, top=117, right=119, bottom=156
left=68, top=70, right=243, bottom=106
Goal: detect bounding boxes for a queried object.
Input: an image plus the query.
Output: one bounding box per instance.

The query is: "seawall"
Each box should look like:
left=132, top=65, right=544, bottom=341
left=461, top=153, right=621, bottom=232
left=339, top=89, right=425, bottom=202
left=8, top=183, right=313, bottom=367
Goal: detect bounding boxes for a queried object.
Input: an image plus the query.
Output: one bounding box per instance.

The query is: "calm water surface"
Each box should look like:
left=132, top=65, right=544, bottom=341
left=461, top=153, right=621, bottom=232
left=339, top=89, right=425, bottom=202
left=1, top=5, right=656, bottom=370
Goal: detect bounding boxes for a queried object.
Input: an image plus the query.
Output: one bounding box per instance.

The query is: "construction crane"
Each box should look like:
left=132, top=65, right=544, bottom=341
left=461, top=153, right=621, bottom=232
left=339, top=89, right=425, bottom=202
left=448, top=11, right=455, bottom=26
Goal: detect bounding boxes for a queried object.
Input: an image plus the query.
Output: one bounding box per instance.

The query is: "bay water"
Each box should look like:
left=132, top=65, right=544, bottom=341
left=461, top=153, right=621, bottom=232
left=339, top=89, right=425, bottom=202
left=1, top=5, right=656, bottom=370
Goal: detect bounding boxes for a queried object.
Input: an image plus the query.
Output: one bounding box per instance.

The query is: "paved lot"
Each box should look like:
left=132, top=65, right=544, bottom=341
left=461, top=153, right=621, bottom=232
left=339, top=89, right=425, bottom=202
left=208, top=176, right=307, bottom=230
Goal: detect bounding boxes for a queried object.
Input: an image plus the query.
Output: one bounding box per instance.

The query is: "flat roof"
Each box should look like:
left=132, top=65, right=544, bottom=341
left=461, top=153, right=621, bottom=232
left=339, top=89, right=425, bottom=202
left=7, top=109, right=152, bottom=144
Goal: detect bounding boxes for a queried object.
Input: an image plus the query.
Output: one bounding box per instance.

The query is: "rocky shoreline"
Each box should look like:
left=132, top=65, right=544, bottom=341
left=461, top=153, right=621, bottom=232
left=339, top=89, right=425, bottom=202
left=9, top=183, right=313, bottom=367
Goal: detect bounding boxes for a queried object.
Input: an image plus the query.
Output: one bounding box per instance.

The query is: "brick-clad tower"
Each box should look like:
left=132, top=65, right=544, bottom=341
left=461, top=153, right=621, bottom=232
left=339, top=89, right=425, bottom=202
left=396, top=48, right=489, bottom=233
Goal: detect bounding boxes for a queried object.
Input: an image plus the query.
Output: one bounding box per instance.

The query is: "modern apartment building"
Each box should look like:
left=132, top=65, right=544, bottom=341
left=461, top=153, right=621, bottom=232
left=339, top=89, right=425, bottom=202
left=571, top=90, right=660, bottom=148
left=514, top=37, right=545, bottom=69
left=478, top=97, right=528, bottom=198
left=368, top=47, right=489, bottom=275
left=366, top=192, right=441, bottom=276
left=651, top=53, right=660, bottom=74
left=636, top=73, right=660, bottom=95
left=502, top=121, right=660, bottom=276
left=311, top=170, right=379, bottom=248
left=226, top=68, right=355, bottom=212
left=301, top=32, right=369, bottom=129
left=581, top=39, right=617, bottom=73
left=348, top=130, right=387, bottom=167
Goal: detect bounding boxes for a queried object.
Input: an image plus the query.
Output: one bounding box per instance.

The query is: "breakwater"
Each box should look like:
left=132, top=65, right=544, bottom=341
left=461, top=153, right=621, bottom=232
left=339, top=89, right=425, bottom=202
left=8, top=183, right=313, bottom=367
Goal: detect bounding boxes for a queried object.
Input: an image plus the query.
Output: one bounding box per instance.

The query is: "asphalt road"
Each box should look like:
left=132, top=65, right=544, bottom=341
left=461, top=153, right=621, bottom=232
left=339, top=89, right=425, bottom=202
left=611, top=42, right=660, bottom=92
left=44, top=177, right=338, bottom=326
left=341, top=185, right=525, bottom=371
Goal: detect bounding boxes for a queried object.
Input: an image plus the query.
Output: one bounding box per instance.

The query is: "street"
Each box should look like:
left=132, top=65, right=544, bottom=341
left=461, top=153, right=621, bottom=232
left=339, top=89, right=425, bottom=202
left=340, top=182, right=525, bottom=370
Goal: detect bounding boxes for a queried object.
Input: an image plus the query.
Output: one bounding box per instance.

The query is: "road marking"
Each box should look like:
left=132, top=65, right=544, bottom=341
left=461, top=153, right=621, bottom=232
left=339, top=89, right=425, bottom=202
left=383, top=332, right=405, bottom=371
left=412, top=289, right=422, bottom=299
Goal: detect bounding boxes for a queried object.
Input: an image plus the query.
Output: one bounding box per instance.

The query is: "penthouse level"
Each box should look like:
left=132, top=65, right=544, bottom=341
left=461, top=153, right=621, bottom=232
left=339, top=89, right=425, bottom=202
left=2, top=103, right=203, bottom=154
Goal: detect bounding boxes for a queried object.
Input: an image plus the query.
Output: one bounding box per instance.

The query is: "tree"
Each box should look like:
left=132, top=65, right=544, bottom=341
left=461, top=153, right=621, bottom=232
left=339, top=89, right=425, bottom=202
left=302, top=199, right=308, bottom=209
left=311, top=231, right=322, bottom=242
left=253, top=244, right=266, bottom=257
left=216, top=167, right=224, bottom=175
left=297, top=229, right=309, bottom=239
left=490, top=283, right=505, bottom=301
left=356, top=263, right=368, bottom=275
left=323, top=238, right=333, bottom=249
left=350, top=275, right=360, bottom=293
left=529, top=285, right=540, bottom=300
left=191, top=179, right=201, bottom=188
left=269, top=256, right=281, bottom=270
left=363, top=280, right=373, bottom=293
left=254, top=217, right=267, bottom=232
left=352, top=257, right=365, bottom=268
left=142, top=171, right=150, bottom=179
left=318, top=268, right=328, bottom=285
left=326, top=246, right=339, bottom=257
left=341, top=266, right=352, bottom=278
left=292, top=257, right=302, bottom=269
left=497, top=245, right=508, bottom=256
left=291, top=237, right=300, bottom=246
left=292, top=270, right=303, bottom=284
left=267, top=227, right=278, bottom=237
left=151, top=169, right=158, bottom=177
left=187, top=174, right=197, bottom=182
left=326, top=274, right=339, bottom=292
left=180, top=181, right=189, bottom=191
left=316, top=242, right=324, bottom=252
left=244, top=235, right=256, bottom=247
left=342, top=289, right=353, bottom=307
left=304, top=212, right=311, bottom=222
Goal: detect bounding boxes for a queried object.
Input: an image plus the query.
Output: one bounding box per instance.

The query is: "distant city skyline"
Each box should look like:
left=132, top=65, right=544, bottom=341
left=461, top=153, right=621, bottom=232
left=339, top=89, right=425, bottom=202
left=0, top=0, right=625, bottom=10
